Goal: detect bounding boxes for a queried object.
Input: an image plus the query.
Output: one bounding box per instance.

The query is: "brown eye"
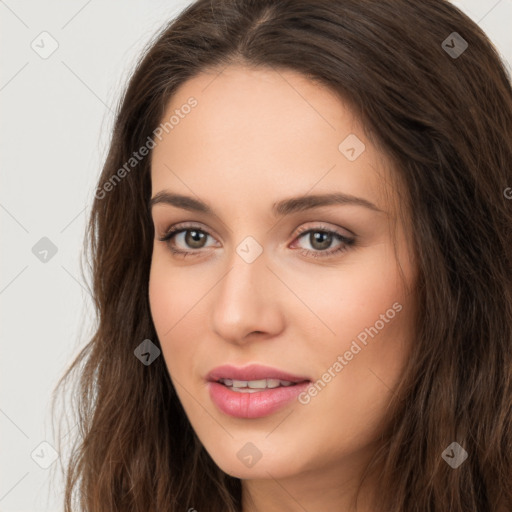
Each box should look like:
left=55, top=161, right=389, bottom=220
left=158, top=224, right=217, bottom=257
left=308, top=231, right=334, bottom=251
left=291, top=226, right=356, bottom=259
left=183, top=229, right=208, bottom=249
left=158, top=223, right=355, bottom=260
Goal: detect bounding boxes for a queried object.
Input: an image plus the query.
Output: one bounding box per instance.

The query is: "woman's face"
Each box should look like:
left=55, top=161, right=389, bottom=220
left=149, top=65, right=417, bottom=484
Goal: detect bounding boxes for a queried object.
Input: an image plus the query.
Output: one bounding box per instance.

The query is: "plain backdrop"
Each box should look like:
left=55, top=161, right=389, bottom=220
left=1, top=1, right=511, bottom=510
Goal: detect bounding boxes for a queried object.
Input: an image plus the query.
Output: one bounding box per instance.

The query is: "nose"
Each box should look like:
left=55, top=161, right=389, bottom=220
left=211, top=250, right=285, bottom=345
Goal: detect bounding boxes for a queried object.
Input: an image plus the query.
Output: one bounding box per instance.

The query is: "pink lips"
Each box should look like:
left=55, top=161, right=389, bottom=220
left=207, top=364, right=310, bottom=383
left=206, top=364, right=311, bottom=419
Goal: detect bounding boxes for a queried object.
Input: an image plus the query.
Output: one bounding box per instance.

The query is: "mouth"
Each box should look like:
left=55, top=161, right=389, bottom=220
left=216, top=377, right=307, bottom=392
left=206, top=363, right=311, bottom=384
left=206, top=364, right=311, bottom=418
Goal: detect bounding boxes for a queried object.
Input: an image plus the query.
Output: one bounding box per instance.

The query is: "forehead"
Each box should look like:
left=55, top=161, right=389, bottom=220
left=150, top=65, right=394, bottom=216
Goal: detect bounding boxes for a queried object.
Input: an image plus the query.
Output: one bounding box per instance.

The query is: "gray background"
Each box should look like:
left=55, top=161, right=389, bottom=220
left=1, top=1, right=511, bottom=510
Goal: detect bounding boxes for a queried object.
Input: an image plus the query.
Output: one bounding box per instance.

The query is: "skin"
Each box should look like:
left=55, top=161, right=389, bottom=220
left=148, top=65, right=418, bottom=512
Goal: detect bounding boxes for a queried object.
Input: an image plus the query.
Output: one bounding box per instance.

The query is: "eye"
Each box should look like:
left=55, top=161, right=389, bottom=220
left=291, top=224, right=355, bottom=259
left=157, top=222, right=355, bottom=259
left=158, top=223, right=217, bottom=257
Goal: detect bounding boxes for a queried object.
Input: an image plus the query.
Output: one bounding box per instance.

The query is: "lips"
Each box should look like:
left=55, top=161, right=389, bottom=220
left=206, top=364, right=310, bottom=384
left=206, top=364, right=311, bottom=419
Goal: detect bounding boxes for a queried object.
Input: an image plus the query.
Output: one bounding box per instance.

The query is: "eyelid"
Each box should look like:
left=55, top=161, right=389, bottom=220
left=293, top=221, right=354, bottom=239
left=159, top=220, right=353, bottom=240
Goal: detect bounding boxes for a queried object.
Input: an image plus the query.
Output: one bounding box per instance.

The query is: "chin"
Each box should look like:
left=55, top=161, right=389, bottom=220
left=203, top=439, right=308, bottom=480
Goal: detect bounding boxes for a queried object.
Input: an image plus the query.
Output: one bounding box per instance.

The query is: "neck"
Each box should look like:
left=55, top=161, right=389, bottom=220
left=241, top=445, right=379, bottom=512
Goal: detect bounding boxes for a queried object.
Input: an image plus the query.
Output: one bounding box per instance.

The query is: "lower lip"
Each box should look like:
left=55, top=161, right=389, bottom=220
left=208, top=381, right=310, bottom=419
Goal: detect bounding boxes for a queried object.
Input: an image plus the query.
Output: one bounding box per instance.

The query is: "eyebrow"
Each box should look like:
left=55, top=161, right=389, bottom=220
left=148, top=191, right=383, bottom=216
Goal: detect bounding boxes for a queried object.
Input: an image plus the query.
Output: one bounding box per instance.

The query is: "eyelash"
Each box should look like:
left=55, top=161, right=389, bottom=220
left=158, top=222, right=355, bottom=259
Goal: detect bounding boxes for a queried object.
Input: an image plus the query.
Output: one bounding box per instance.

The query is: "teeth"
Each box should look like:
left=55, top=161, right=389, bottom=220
left=248, top=379, right=267, bottom=389
left=231, top=387, right=261, bottom=393
left=219, top=378, right=295, bottom=390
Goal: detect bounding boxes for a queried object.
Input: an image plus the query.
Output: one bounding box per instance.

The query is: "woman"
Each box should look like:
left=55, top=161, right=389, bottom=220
left=53, top=0, right=512, bottom=510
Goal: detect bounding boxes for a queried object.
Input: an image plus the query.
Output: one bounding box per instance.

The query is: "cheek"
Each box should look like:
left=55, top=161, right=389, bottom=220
left=295, top=243, right=411, bottom=350
left=148, top=246, right=210, bottom=330
left=148, top=257, right=175, bottom=339
left=301, top=243, right=415, bottom=409
left=148, top=254, right=202, bottom=374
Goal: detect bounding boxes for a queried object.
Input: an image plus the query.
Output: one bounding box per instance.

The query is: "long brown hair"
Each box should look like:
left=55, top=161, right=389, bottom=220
left=52, top=0, right=512, bottom=510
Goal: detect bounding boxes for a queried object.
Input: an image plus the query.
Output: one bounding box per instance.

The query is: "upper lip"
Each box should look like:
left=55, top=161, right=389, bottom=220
left=207, top=364, right=311, bottom=383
